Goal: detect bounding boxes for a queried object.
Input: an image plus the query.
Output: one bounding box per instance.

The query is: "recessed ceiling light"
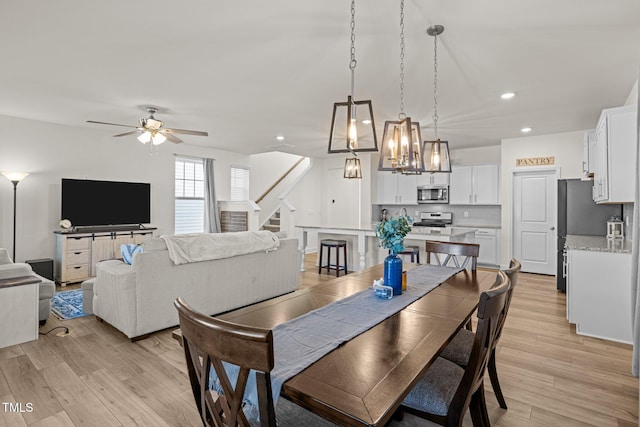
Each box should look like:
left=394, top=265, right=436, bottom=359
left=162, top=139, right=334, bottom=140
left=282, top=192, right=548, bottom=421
left=501, top=92, right=515, bottom=100
left=521, top=127, right=532, bottom=133
left=362, top=119, right=372, bottom=125
left=276, top=135, right=285, bottom=141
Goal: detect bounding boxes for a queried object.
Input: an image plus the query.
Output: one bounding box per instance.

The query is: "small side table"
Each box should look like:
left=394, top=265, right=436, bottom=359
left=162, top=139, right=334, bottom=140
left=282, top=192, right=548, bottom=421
left=0, top=275, right=40, bottom=349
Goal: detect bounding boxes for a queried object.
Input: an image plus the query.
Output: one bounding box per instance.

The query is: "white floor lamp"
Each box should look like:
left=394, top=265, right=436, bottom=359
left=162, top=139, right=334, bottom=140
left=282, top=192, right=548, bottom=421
left=2, top=172, right=29, bottom=261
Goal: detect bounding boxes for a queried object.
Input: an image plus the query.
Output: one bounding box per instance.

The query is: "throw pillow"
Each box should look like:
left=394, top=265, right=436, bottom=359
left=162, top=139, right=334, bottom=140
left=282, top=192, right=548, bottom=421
left=121, top=244, right=143, bottom=265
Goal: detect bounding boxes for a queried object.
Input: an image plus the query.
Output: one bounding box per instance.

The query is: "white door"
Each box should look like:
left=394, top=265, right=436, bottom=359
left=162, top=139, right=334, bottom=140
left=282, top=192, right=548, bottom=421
left=513, top=169, right=558, bottom=274
left=327, top=168, right=360, bottom=227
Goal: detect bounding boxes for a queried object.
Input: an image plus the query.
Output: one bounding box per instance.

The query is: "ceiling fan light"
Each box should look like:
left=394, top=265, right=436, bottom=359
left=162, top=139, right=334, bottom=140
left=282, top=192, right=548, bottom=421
left=137, top=132, right=151, bottom=144
left=152, top=133, right=167, bottom=145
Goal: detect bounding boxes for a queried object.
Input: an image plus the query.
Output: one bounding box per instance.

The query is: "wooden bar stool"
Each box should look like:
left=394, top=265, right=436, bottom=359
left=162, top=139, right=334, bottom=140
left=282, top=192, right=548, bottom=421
left=398, top=246, right=420, bottom=263
left=318, top=239, right=348, bottom=277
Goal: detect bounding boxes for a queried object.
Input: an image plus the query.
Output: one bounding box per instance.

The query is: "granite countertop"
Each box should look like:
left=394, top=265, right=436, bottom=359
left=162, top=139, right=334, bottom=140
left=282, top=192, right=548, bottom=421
left=451, top=224, right=501, bottom=229
left=296, top=224, right=477, bottom=239
left=565, top=235, right=632, bottom=254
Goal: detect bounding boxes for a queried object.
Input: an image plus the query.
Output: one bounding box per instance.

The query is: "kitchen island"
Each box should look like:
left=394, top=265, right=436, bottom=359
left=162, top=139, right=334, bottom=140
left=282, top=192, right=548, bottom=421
left=296, top=224, right=476, bottom=272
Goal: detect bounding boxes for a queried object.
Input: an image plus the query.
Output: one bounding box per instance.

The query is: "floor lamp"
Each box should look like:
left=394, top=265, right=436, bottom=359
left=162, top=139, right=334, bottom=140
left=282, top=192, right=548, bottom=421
left=2, top=172, right=29, bottom=261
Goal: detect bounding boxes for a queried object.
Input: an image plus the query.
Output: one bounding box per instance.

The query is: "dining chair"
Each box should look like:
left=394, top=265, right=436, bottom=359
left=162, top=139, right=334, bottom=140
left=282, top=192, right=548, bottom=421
left=399, top=270, right=510, bottom=427
left=439, top=259, right=522, bottom=409
left=425, top=241, right=480, bottom=271
left=174, top=297, right=336, bottom=427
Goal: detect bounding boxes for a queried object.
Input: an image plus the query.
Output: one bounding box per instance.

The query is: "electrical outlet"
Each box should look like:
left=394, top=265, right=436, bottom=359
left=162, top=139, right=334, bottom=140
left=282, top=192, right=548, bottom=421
left=464, top=211, right=469, bottom=218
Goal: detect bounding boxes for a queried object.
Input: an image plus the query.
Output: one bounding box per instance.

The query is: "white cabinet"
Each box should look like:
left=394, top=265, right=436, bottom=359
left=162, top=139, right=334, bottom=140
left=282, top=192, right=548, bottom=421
left=591, top=105, right=636, bottom=203
left=582, top=129, right=595, bottom=179
left=376, top=172, right=417, bottom=205
left=566, top=248, right=632, bottom=344
left=449, top=164, right=500, bottom=205
left=475, top=228, right=499, bottom=266
left=417, top=173, right=450, bottom=186
left=55, top=228, right=155, bottom=285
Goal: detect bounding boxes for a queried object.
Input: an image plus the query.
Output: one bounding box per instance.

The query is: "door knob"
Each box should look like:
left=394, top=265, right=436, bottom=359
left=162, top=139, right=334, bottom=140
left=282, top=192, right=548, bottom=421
left=550, top=226, right=555, bottom=230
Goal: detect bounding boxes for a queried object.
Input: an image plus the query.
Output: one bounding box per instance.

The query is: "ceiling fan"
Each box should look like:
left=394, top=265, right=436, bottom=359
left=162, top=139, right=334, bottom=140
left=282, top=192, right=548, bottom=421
left=87, top=107, right=208, bottom=145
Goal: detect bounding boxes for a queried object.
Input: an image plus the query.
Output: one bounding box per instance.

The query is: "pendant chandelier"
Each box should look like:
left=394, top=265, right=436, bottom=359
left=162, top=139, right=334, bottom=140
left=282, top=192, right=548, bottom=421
left=343, top=156, right=362, bottom=179
left=378, top=0, right=424, bottom=174
left=422, top=25, right=451, bottom=173
left=328, top=0, right=378, bottom=156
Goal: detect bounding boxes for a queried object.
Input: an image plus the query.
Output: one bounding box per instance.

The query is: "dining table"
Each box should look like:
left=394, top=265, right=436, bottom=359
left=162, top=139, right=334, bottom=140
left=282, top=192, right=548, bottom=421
left=196, top=263, right=496, bottom=426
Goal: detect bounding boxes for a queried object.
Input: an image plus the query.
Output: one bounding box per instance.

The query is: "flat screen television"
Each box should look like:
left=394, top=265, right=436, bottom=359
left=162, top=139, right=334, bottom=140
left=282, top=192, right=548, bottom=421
left=61, top=178, right=151, bottom=227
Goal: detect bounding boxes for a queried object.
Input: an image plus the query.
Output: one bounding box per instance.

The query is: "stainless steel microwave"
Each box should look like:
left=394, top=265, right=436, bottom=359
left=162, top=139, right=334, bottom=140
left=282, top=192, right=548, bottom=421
left=417, top=185, right=449, bottom=204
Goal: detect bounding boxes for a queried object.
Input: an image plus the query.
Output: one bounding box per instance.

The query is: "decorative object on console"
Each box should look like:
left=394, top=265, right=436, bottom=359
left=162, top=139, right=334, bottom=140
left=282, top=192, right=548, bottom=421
left=328, top=0, right=378, bottom=155
left=1, top=171, right=29, bottom=261
left=378, top=0, right=423, bottom=175
left=376, top=215, right=412, bottom=295
left=87, top=106, right=209, bottom=148
left=422, top=25, right=452, bottom=173
left=606, top=216, right=624, bottom=239
left=59, top=219, right=72, bottom=230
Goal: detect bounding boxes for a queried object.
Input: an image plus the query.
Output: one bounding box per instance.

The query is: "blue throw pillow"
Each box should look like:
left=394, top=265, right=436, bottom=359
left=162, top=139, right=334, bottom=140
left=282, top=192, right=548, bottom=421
left=121, top=244, right=143, bottom=265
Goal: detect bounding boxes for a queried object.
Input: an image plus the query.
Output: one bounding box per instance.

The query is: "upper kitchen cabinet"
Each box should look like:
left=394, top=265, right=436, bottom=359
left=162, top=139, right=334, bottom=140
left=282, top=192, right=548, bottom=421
left=416, top=172, right=450, bottom=186
left=591, top=105, right=637, bottom=204
left=449, top=163, right=500, bottom=205
left=376, top=172, right=418, bottom=205
left=582, top=129, right=596, bottom=179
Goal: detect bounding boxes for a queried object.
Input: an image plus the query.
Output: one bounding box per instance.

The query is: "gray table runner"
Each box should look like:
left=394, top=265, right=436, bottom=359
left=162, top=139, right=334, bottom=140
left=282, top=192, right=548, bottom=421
left=212, top=264, right=462, bottom=424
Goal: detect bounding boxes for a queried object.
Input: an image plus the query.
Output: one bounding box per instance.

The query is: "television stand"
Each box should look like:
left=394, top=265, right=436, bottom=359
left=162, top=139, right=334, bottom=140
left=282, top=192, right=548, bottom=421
left=53, top=226, right=157, bottom=286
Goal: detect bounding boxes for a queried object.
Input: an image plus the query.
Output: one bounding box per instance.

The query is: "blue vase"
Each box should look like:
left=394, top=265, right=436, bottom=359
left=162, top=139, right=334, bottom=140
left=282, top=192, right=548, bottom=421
left=384, top=252, right=403, bottom=296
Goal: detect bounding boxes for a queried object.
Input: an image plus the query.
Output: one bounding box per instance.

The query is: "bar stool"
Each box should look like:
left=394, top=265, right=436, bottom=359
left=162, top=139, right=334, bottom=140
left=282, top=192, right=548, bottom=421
left=398, top=245, right=420, bottom=263
left=318, top=239, right=348, bottom=277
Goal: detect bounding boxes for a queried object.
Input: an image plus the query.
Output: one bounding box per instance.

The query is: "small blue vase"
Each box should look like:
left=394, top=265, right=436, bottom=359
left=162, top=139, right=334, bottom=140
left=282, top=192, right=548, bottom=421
left=384, top=252, right=403, bottom=296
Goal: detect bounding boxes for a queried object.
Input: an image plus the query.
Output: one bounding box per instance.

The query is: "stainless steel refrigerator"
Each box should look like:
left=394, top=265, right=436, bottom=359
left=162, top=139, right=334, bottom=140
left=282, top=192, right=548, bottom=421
left=556, top=179, right=622, bottom=292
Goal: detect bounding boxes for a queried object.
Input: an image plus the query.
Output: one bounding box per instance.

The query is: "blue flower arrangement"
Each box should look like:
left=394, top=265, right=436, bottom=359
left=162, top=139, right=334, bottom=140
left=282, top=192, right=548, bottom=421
left=375, top=215, right=412, bottom=254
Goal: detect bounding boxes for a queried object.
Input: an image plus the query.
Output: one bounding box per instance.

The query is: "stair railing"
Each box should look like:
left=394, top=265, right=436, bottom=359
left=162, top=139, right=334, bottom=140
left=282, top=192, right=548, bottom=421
left=255, top=157, right=305, bottom=204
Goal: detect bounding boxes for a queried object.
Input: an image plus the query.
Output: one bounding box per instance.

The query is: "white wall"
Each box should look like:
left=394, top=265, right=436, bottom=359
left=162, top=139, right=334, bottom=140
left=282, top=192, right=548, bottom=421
left=624, top=78, right=638, bottom=106
left=0, top=114, right=247, bottom=262
left=248, top=151, right=303, bottom=201
left=499, top=130, right=584, bottom=266
left=450, top=145, right=501, bottom=165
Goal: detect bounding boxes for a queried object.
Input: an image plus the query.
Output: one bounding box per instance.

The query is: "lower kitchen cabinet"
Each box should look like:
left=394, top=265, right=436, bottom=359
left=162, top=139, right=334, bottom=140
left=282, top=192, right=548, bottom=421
left=474, top=228, right=499, bottom=266
left=566, top=247, right=632, bottom=344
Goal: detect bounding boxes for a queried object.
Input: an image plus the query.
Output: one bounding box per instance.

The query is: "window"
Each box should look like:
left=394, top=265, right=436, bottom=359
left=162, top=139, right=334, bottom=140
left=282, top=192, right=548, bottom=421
left=175, top=157, right=204, bottom=234
left=230, top=166, right=250, bottom=201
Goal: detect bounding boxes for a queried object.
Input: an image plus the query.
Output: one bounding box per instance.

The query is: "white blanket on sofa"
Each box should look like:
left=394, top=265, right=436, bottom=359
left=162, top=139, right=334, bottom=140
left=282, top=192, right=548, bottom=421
left=160, top=231, right=280, bottom=265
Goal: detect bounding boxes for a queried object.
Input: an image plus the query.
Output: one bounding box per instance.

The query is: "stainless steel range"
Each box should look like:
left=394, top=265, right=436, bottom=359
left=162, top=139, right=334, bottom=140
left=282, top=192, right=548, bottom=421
left=413, top=212, right=453, bottom=228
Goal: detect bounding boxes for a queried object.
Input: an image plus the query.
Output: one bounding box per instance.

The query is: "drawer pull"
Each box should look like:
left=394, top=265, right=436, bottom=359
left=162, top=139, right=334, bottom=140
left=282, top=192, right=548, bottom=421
left=74, top=251, right=82, bottom=255
left=74, top=266, right=82, bottom=269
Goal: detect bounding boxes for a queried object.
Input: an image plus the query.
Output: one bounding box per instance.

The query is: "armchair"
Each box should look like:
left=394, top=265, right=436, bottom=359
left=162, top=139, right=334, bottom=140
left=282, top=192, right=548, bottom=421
left=0, top=249, right=55, bottom=325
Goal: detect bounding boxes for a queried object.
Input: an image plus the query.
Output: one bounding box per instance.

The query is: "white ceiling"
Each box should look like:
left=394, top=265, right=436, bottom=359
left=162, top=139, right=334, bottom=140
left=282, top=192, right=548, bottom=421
left=1, top=0, right=639, bottom=158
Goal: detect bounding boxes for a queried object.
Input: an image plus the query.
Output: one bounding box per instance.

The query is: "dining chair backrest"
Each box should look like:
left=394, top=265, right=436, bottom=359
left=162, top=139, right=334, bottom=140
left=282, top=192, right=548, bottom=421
left=449, top=270, right=510, bottom=417
left=425, top=241, right=480, bottom=271
left=493, top=258, right=521, bottom=344
left=174, top=297, right=277, bottom=427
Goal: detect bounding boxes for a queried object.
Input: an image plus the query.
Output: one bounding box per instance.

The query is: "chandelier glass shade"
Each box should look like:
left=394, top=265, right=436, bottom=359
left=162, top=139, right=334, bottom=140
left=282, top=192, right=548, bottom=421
left=343, top=157, right=363, bottom=179
left=137, top=130, right=167, bottom=145
left=422, top=140, right=451, bottom=172
left=378, top=117, right=424, bottom=172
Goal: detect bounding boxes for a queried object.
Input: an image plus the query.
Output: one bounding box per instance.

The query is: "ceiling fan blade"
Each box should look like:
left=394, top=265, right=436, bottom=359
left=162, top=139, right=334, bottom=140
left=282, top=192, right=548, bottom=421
left=163, top=128, right=209, bottom=137
left=87, top=120, right=139, bottom=129
left=164, top=133, right=183, bottom=144
left=113, top=130, right=141, bottom=137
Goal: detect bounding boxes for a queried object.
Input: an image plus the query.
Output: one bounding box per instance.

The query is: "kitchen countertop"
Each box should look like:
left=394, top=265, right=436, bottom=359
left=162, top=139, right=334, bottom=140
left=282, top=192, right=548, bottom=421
left=565, top=235, right=632, bottom=254
left=296, top=224, right=477, bottom=238
left=450, top=224, right=501, bottom=229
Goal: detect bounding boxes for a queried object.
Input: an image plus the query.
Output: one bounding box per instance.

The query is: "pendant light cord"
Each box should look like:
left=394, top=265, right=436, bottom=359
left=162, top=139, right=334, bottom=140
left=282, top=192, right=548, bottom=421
left=399, top=0, right=406, bottom=119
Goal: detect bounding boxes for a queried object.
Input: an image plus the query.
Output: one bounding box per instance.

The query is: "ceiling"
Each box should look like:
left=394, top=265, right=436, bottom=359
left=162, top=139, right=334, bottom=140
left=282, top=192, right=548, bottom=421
left=1, top=0, right=639, bottom=158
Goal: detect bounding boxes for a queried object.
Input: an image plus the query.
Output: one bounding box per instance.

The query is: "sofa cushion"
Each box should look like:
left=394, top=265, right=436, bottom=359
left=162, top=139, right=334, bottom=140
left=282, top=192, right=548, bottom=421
left=0, top=248, right=12, bottom=265
left=0, top=263, right=33, bottom=280
left=142, top=238, right=166, bottom=252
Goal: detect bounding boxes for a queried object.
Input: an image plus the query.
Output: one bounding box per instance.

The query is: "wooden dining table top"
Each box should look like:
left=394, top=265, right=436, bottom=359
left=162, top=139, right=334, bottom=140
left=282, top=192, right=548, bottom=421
left=212, top=264, right=496, bottom=427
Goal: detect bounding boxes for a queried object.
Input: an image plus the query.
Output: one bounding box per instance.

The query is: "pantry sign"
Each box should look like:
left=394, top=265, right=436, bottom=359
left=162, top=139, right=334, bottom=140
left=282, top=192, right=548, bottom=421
left=516, top=156, right=555, bottom=166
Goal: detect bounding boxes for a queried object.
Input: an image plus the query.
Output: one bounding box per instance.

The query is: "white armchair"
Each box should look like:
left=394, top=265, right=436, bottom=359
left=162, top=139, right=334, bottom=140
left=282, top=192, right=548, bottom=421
left=0, top=249, right=55, bottom=325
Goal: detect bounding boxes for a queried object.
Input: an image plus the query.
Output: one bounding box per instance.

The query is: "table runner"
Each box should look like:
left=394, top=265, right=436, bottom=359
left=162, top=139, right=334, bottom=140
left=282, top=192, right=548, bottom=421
left=211, top=264, right=462, bottom=424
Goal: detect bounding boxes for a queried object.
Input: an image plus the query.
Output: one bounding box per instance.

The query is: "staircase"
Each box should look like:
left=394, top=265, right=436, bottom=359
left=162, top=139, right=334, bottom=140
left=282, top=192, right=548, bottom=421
left=262, top=210, right=280, bottom=233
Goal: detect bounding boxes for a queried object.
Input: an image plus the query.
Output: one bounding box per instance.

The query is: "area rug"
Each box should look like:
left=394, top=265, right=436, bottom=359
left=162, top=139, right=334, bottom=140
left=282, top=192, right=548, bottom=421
left=51, top=289, right=89, bottom=320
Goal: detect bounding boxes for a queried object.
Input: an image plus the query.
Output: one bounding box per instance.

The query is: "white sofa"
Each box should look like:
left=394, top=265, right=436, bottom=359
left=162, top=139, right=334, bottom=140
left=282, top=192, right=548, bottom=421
left=91, top=235, right=301, bottom=340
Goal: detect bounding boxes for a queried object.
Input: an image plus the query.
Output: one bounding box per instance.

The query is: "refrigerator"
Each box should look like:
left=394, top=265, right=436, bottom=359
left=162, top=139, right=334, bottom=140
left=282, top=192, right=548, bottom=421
left=556, top=179, right=622, bottom=292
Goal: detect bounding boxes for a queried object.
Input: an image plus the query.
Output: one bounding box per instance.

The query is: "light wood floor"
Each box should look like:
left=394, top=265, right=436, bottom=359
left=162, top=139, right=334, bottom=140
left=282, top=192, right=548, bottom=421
left=0, top=255, right=637, bottom=427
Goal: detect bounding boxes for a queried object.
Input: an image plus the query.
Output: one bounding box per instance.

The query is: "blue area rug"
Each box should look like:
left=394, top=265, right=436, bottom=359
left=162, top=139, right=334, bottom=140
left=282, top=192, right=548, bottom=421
left=51, top=289, right=89, bottom=320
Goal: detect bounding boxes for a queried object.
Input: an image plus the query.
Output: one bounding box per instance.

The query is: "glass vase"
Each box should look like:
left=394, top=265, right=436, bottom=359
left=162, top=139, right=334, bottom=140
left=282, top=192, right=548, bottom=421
left=384, top=252, right=403, bottom=296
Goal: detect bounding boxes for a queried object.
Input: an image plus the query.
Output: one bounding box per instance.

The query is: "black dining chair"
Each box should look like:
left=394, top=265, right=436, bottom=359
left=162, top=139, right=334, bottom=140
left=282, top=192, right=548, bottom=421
left=174, top=297, right=336, bottom=427
left=439, top=259, right=521, bottom=409
left=398, top=270, right=510, bottom=427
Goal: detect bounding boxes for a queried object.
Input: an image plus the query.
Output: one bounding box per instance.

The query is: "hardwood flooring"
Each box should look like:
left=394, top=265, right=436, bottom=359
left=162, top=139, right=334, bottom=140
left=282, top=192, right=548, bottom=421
left=0, top=255, right=636, bottom=426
